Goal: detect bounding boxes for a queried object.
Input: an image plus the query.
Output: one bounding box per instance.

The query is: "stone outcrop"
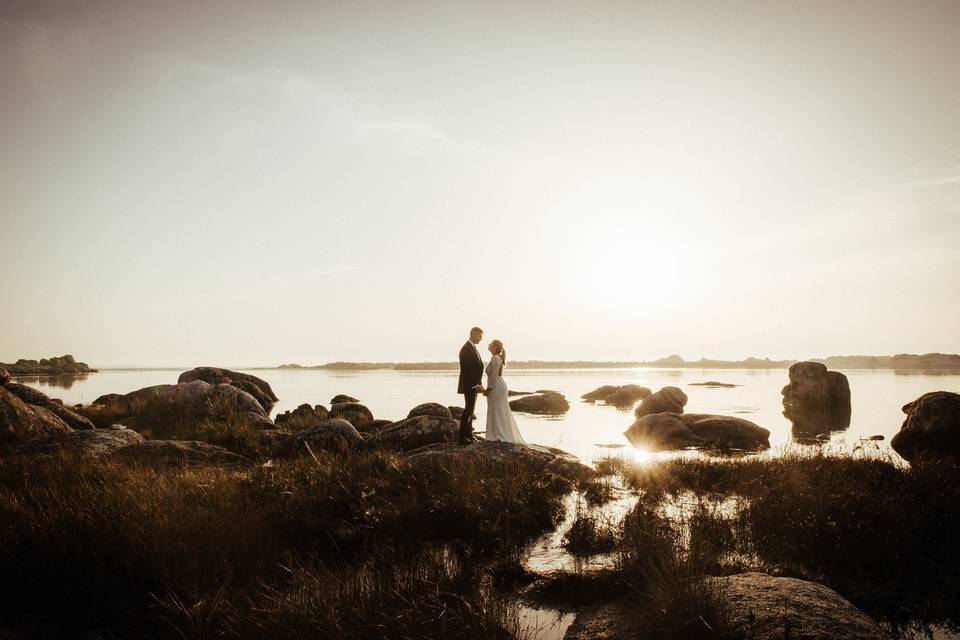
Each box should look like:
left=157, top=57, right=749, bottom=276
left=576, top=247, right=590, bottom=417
left=405, top=440, right=593, bottom=482
left=368, top=415, right=461, bottom=451
left=408, top=402, right=453, bottom=419
left=330, top=394, right=360, bottom=405
left=634, top=386, right=688, bottom=418
left=581, top=384, right=652, bottom=407
left=90, top=381, right=273, bottom=438
left=509, top=391, right=570, bottom=415
left=891, top=391, right=960, bottom=462
left=0, top=355, right=96, bottom=376
left=112, top=439, right=250, bottom=467
left=782, top=362, right=851, bottom=437
left=3, top=382, right=94, bottom=431
left=328, top=402, right=374, bottom=429
left=274, top=403, right=330, bottom=430
left=292, top=418, right=365, bottom=454
left=706, top=573, right=891, bottom=639
left=1, top=383, right=75, bottom=445
left=0, top=367, right=9, bottom=386
left=624, top=412, right=769, bottom=451
left=178, top=367, right=277, bottom=412
left=3, top=424, right=144, bottom=458
left=357, top=418, right=393, bottom=436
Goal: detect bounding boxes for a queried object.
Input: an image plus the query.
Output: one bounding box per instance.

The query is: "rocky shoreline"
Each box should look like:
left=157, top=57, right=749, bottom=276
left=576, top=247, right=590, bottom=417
left=0, top=354, right=96, bottom=376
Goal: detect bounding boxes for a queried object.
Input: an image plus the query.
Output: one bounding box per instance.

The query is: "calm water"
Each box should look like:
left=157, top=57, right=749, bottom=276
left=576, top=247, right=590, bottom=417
left=15, top=366, right=960, bottom=464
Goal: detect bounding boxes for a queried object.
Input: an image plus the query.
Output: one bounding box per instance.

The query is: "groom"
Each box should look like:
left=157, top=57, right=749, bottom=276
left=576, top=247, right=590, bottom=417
left=457, top=326, right=485, bottom=445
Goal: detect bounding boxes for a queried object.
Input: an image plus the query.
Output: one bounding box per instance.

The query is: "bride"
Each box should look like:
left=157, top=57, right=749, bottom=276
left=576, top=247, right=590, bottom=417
left=482, top=340, right=527, bottom=445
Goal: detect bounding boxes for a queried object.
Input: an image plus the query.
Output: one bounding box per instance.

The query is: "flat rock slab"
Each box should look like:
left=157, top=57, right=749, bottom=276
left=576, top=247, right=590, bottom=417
left=4, top=426, right=145, bottom=459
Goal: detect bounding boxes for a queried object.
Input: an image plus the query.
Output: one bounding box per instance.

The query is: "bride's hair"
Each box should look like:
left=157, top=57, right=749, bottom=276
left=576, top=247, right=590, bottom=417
left=490, top=340, right=506, bottom=376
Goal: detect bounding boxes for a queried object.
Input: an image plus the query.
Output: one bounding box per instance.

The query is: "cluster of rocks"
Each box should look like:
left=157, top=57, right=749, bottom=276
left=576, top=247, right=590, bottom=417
left=581, top=384, right=652, bottom=408
left=0, top=355, right=96, bottom=376
left=781, top=361, right=851, bottom=438
left=1, top=366, right=95, bottom=445
left=623, top=385, right=770, bottom=452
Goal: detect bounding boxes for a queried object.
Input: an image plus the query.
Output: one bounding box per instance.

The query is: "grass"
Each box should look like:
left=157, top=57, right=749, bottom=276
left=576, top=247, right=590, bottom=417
left=0, top=447, right=571, bottom=639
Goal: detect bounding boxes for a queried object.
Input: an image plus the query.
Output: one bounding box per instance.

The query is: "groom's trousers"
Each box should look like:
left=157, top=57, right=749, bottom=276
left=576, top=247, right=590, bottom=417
left=459, top=389, right=477, bottom=441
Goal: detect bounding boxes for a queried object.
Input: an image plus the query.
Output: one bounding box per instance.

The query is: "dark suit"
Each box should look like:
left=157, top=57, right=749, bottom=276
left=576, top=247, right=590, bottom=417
left=458, top=340, right=484, bottom=442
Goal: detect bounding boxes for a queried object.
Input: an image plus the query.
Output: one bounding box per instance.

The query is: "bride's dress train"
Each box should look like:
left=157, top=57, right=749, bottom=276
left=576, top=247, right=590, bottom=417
left=484, top=355, right=528, bottom=445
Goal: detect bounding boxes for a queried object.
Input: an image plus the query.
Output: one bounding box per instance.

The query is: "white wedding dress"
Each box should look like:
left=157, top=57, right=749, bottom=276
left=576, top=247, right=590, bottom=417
left=484, top=355, right=527, bottom=445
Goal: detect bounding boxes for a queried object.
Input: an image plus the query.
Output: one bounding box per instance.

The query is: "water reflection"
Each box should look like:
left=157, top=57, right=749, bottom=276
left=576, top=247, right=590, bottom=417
left=11, top=374, right=88, bottom=390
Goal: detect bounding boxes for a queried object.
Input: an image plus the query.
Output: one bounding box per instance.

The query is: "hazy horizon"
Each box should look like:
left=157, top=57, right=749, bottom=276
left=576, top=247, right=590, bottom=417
left=3, top=1, right=959, bottom=367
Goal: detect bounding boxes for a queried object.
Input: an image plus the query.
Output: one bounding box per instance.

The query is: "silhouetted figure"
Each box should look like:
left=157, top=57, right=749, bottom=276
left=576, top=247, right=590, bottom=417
left=457, top=327, right=485, bottom=444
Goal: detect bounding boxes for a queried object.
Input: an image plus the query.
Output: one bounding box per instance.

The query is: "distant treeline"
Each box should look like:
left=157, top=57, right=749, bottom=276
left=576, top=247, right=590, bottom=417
left=277, top=353, right=960, bottom=371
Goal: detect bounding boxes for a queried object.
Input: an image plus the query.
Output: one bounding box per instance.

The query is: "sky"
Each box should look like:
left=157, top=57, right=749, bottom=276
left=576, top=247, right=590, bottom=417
left=1, top=0, right=959, bottom=367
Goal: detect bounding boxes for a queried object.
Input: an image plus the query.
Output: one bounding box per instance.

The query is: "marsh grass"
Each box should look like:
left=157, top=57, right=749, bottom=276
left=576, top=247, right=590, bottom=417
left=0, top=447, right=569, bottom=638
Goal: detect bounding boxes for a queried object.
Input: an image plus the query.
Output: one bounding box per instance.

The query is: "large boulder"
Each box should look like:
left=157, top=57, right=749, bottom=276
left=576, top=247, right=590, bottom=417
left=581, top=385, right=621, bottom=402
left=891, top=391, right=960, bottom=462
left=274, top=403, right=330, bottom=430
left=408, top=402, right=453, bottom=419
left=624, top=412, right=703, bottom=450
left=680, top=413, right=770, bottom=450
left=706, top=573, right=891, bottom=639
left=91, top=381, right=273, bottom=438
left=567, top=574, right=890, bottom=640
left=604, top=384, right=652, bottom=407
left=509, top=391, right=570, bottom=415
left=178, top=367, right=278, bottom=412
left=112, top=439, right=250, bottom=467
left=292, top=418, right=365, bottom=454
left=0, top=385, right=74, bottom=446
left=3, top=382, right=94, bottom=431
left=368, top=415, right=461, bottom=451
left=405, top=440, right=593, bottom=482
left=329, top=402, right=374, bottom=429
left=2, top=425, right=144, bottom=458
left=782, top=362, right=851, bottom=436
left=0, top=367, right=10, bottom=386
left=634, top=386, right=688, bottom=417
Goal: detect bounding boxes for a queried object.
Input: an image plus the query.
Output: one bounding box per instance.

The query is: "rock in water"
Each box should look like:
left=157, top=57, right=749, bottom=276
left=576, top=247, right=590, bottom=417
left=706, top=573, right=891, bottom=639
left=112, top=439, right=251, bottom=467
left=3, top=425, right=144, bottom=458
left=581, top=385, right=622, bottom=402
left=0, top=355, right=97, bottom=375
left=509, top=392, right=570, bottom=415
left=634, top=386, right=688, bottom=417
left=891, top=391, right=960, bottom=462
left=781, top=362, right=851, bottom=437
left=274, top=403, right=330, bottom=430
left=178, top=367, right=278, bottom=412
left=368, top=415, right=460, bottom=451
left=680, top=413, right=770, bottom=450
left=624, top=412, right=704, bottom=450
left=3, top=383, right=94, bottom=431
left=292, top=418, right=365, bottom=454
left=408, top=402, right=453, bottom=419
left=0, top=385, right=75, bottom=445
left=329, top=402, right=374, bottom=429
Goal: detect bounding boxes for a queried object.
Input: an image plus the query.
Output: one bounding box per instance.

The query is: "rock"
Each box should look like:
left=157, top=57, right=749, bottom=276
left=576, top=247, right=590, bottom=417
left=405, top=440, right=593, bottom=482
left=891, top=391, right=960, bottom=461
left=3, top=382, right=95, bottom=431
left=689, top=381, right=738, bottom=388
left=92, top=381, right=273, bottom=438
left=3, top=425, right=145, bottom=459
left=408, top=402, right=453, bottom=419
left=178, top=367, right=278, bottom=412
left=448, top=406, right=464, bottom=419
left=292, top=418, right=365, bottom=454
left=357, top=419, right=393, bottom=436
left=782, top=362, right=851, bottom=436
left=680, top=413, right=770, bottom=450
left=274, top=403, right=330, bottom=430
left=112, top=439, right=250, bottom=467
left=706, top=573, right=891, bottom=639
left=624, top=412, right=703, bottom=450
left=603, top=384, right=652, bottom=407
left=328, top=402, right=374, bottom=429
left=0, top=385, right=74, bottom=446
left=509, top=392, right=570, bottom=415
left=0, top=367, right=9, bottom=386
left=581, top=385, right=621, bottom=402
left=0, top=355, right=97, bottom=376
left=507, top=390, right=533, bottom=396
left=634, top=386, right=688, bottom=418
left=254, top=428, right=296, bottom=458
left=368, top=415, right=461, bottom=451
left=567, top=573, right=890, bottom=640
left=331, top=394, right=360, bottom=404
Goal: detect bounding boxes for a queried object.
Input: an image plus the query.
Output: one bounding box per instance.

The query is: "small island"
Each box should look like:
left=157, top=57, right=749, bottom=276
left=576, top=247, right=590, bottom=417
left=0, top=355, right=97, bottom=376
